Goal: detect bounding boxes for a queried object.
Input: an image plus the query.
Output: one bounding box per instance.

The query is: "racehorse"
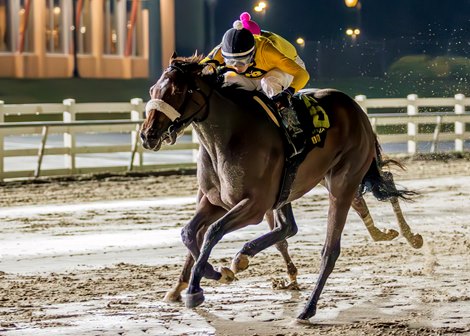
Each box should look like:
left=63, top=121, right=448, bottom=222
left=140, top=54, right=422, bottom=321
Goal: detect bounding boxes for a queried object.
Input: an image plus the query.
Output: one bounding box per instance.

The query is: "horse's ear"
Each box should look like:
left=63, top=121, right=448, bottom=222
left=170, top=51, right=178, bottom=62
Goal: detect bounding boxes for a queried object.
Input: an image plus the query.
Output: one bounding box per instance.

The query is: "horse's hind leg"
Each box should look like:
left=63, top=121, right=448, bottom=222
left=390, top=196, right=423, bottom=248
left=351, top=192, right=399, bottom=242
left=231, top=203, right=298, bottom=280
left=380, top=171, right=423, bottom=249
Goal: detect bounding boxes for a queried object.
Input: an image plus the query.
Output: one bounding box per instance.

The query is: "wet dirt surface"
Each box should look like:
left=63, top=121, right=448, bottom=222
left=0, top=154, right=469, bottom=335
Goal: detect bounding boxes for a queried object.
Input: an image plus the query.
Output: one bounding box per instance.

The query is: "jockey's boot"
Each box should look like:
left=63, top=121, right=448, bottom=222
left=279, top=106, right=305, bottom=158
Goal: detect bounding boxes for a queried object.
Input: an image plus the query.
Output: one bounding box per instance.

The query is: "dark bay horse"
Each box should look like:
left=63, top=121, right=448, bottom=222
left=140, top=55, right=421, bottom=321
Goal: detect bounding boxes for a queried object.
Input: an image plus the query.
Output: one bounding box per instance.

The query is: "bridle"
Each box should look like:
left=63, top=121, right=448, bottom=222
left=145, top=64, right=212, bottom=143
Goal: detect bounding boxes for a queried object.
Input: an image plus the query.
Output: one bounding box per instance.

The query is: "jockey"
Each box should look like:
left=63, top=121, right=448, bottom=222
left=239, top=12, right=307, bottom=72
left=202, top=19, right=310, bottom=156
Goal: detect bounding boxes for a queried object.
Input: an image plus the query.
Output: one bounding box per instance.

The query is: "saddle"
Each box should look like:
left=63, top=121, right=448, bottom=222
left=253, top=91, right=331, bottom=208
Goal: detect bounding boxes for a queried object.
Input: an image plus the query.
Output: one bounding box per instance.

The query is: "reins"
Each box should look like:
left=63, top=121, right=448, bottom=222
left=163, top=65, right=212, bottom=138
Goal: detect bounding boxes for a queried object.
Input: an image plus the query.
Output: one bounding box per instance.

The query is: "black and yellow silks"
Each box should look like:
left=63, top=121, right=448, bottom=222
left=299, top=95, right=330, bottom=145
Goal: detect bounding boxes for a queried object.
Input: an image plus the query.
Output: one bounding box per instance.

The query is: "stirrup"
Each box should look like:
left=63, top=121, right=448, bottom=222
left=283, top=127, right=305, bottom=159
left=289, top=134, right=305, bottom=158
left=278, top=107, right=305, bottom=158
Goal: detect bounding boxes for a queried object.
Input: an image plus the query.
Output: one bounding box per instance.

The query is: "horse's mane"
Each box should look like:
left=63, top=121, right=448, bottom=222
left=171, top=54, right=275, bottom=115
left=173, top=54, right=205, bottom=65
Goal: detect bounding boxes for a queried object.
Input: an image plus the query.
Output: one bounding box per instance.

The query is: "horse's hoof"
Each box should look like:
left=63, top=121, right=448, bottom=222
left=218, top=266, right=236, bottom=284
left=384, top=229, right=399, bottom=240
left=409, top=233, right=424, bottom=249
left=163, top=290, right=182, bottom=302
left=185, top=289, right=205, bottom=308
left=163, top=282, right=188, bottom=302
left=285, top=280, right=300, bottom=290
left=287, top=262, right=298, bottom=282
left=294, top=317, right=312, bottom=325
left=371, top=228, right=399, bottom=241
left=230, top=253, right=249, bottom=273
left=296, top=309, right=316, bottom=322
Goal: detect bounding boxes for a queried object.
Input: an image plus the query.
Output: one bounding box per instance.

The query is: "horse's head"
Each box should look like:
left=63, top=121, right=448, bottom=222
left=140, top=54, right=212, bottom=151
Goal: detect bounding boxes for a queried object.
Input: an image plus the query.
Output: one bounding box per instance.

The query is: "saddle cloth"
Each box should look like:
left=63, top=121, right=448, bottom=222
left=292, top=93, right=330, bottom=149
left=253, top=91, right=331, bottom=150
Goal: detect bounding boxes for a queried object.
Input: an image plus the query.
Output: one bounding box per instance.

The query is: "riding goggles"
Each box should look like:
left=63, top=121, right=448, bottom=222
left=224, top=54, right=253, bottom=67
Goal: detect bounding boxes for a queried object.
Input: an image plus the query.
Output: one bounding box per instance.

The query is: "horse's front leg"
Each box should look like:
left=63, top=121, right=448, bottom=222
left=186, top=198, right=266, bottom=308
left=163, top=250, right=193, bottom=302
left=231, top=204, right=299, bottom=286
left=165, top=195, right=226, bottom=302
left=165, top=220, right=224, bottom=302
left=182, top=196, right=227, bottom=265
left=297, top=180, right=357, bottom=322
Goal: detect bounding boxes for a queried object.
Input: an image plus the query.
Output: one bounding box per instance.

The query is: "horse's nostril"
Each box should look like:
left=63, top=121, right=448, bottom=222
left=140, top=132, right=146, bottom=142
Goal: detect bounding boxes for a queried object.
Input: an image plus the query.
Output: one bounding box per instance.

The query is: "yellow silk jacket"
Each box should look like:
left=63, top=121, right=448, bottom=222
left=202, top=34, right=309, bottom=92
left=260, top=31, right=298, bottom=60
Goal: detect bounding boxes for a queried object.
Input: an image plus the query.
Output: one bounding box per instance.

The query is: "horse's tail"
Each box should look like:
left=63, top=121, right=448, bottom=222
left=360, top=135, right=417, bottom=201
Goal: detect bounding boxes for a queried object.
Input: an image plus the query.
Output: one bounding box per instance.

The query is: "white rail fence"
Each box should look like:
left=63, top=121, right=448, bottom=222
left=0, top=94, right=469, bottom=180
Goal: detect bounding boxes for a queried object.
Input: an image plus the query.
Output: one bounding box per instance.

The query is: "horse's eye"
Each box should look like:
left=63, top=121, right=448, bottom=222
left=188, top=89, right=193, bottom=94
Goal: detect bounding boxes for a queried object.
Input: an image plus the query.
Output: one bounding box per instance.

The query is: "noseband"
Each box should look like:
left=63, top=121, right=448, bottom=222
left=145, top=64, right=212, bottom=143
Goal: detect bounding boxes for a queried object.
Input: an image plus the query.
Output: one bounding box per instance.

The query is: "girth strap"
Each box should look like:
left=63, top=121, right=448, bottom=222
left=274, top=151, right=308, bottom=209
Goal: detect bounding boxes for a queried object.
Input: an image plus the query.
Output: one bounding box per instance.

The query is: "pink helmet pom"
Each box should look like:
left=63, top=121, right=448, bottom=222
left=238, top=12, right=261, bottom=35
left=240, top=12, right=252, bottom=22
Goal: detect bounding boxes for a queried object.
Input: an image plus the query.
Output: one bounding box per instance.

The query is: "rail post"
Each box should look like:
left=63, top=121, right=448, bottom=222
left=0, top=100, right=4, bottom=181
left=430, top=115, right=442, bottom=153
left=191, top=127, right=199, bottom=163
left=130, top=98, right=144, bottom=169
left=407, top=94, right=418, bottom=154
left=356, top=95, right=375, bottom=132
left=34, top=126, right=49, bottom=178
left=454, top=94, right=465, bottom=152
left=63, top=99, right=76, bottom=173
left=355, top=95, right=368, bottom=113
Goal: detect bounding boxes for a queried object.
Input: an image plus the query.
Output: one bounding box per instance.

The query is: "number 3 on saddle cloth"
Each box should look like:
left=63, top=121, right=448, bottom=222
left=291, top=93, right=331, bottom=149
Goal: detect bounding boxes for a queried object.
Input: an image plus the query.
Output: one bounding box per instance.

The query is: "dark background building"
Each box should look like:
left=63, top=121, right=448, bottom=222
left=182, top=0, right=470, bottom=79
left=0, top=0, right=468, bottom=101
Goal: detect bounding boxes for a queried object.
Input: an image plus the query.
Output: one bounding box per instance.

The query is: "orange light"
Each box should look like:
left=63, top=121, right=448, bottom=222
left=296, top=37, right=305, bottom=46
left=344, top=0, right=359, bottom=8
left=345, top=27, right=361, bottom=39
left=254, top=1, right=267, bottom=12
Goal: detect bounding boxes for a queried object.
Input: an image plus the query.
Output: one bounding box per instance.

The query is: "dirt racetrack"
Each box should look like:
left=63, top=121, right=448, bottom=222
left=1, top=154, right=469, bottom=335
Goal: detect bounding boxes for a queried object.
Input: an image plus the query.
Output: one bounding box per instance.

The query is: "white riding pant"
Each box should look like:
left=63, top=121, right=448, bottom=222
left=223, top=55, right=306, bottom=98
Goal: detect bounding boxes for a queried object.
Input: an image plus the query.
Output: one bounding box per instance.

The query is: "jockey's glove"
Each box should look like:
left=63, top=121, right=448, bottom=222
left=272, top=87, right=295, bottom=109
